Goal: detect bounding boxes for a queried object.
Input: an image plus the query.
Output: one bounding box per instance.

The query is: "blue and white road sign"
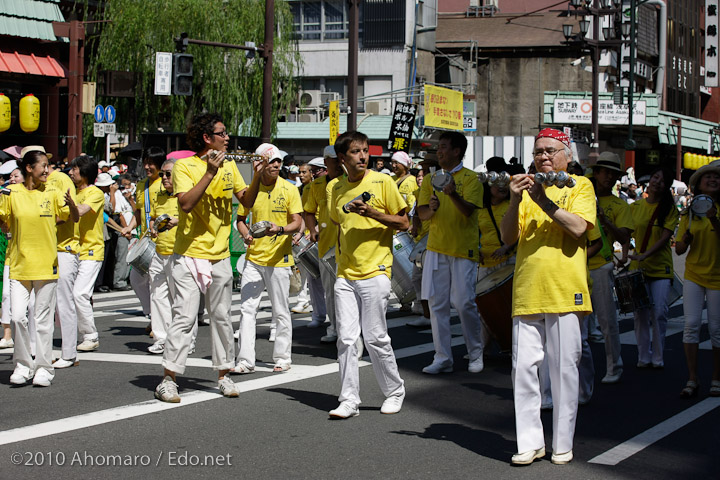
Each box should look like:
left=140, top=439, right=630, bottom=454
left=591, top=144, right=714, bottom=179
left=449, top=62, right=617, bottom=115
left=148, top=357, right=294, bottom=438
left=105, top=105, right=116, bottom=123
left=94, top=105, right=105, bottom=123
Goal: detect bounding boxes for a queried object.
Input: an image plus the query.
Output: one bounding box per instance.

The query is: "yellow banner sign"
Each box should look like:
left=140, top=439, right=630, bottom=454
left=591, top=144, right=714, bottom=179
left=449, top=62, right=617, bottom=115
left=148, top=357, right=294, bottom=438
left=329, top=100, right=339, bottom=145
left=424, top=85, right=463, bottom=131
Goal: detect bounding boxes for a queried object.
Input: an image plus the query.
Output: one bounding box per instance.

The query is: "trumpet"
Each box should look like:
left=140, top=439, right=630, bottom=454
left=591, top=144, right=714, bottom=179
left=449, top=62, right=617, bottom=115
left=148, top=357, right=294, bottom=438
left=477, top=170, right=576, bottom=188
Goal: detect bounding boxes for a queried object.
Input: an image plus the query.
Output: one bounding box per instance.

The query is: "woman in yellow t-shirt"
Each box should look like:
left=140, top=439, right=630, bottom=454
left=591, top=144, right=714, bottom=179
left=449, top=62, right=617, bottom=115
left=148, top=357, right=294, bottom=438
left=629, top=168, right=679, bottom=369
left=674, top=164, right=720, bottom=397
left=477, top=180, right=515, bottom=277
left=1, top=150, right=76, bottom=386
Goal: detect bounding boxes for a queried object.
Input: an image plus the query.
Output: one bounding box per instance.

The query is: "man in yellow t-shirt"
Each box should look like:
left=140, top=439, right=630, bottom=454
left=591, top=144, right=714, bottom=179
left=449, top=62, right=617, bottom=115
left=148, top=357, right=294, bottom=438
left=390, top=150, right=418, bottom=213
left=121, top=147, right=165, bottom=321
left=407, top=159, right=433, bottom=326
left=68, top=155, right=106, bottom=353
left=327, top=131, right=408, bottom=419
left=234, top=143, right=302, bottom=373
left=589, top=152, right=634, bottom=384
left=500, top=128, right=596, bottom=466
left=417, top=131, right=485, bottom=375
left=43, top=159, right=81, bottom=368
left=304, top=146, right=343, bottom=343
left=154, top=113, right=265, bottom=403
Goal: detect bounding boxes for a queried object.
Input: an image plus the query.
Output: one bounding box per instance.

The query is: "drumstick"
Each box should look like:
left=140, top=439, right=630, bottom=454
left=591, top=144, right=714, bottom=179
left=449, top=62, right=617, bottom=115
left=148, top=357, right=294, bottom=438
left=106, top=222, right=124, bottom=234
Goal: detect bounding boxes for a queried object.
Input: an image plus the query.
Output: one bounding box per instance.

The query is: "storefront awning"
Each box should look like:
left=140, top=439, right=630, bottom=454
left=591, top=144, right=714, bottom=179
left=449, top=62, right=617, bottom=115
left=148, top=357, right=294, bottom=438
left=0, top=50, right=65, bottom=77
left=658, top=111, right=718, bottom=150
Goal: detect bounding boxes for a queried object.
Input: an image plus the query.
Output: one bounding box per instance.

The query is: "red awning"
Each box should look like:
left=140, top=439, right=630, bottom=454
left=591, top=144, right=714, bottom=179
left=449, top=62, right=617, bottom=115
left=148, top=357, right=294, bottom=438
left=0, top=50, right=65, bottom=77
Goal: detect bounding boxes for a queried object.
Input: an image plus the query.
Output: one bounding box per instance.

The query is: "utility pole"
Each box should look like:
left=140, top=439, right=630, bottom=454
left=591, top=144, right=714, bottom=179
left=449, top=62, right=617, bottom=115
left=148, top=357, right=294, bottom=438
left=347, top=0, right=359, bottom=131
left=261, top=0, right=274, bottom=143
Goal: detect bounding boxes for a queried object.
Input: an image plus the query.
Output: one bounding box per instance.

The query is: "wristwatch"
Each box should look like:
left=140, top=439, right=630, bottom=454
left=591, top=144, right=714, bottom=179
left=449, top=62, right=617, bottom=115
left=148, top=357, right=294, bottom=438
left=542, top=199, right=557, bottom=213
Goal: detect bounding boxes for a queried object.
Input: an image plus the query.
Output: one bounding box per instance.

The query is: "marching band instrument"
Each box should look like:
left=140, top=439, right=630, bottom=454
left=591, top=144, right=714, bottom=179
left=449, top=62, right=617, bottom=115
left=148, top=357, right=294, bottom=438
left=391, top=232, right=416, bottom=304
left=292, top=236, right=322, bottom=279
left=477, top=171, right=576, bottom=188
left=474, top=265, right=514, bottom=352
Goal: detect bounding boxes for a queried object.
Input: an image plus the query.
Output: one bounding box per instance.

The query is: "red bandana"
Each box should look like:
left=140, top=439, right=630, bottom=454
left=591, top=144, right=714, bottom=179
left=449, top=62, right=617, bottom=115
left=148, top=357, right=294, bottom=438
left=535, top=128, right=571, bottom=148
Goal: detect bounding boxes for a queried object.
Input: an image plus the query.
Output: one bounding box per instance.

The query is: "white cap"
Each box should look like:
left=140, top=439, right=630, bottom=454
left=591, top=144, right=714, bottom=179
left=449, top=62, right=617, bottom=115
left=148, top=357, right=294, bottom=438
left=323, top=145, right=337, bottom=158
left=95, top=172, right=114, bottom=187
left=255, top=143, right=283, bottom=161
left=98, top=160, right=110, bottom=168
left=391, top=151, right=412, bottom=167
left=0, top=160, right=18, bottom=175
left=288, top=165, right=300, bottom=174
left=308, top=157, right=326, bottom=169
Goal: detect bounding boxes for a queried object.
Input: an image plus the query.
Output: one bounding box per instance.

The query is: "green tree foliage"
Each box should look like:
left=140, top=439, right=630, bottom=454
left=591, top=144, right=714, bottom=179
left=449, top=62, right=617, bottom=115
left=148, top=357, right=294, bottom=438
left=85, top=0, right=300, bottom=150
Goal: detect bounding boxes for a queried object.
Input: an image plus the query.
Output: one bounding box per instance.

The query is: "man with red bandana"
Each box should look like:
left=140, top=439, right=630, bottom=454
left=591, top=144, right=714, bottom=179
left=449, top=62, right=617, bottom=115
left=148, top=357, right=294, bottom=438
left=500, top=128, right=596, bottom=466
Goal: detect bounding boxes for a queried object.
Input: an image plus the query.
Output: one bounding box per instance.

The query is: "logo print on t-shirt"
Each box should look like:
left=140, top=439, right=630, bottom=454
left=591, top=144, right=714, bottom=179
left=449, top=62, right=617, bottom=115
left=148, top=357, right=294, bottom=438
left=39, top=199, right=52, bottom=217
left=574, top=293, right=583, bottom=305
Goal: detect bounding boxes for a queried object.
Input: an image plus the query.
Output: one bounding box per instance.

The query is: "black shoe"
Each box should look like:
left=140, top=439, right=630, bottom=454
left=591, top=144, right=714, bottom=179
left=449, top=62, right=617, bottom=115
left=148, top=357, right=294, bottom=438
left=96, top=286, right=110, bottom=293
left=112, top=285, right=132, bottom=291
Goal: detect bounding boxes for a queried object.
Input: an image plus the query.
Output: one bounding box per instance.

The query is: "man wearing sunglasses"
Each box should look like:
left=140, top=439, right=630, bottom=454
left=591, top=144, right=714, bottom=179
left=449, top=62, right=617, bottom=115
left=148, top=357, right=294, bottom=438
left=154, top=113, right=266, bottom=403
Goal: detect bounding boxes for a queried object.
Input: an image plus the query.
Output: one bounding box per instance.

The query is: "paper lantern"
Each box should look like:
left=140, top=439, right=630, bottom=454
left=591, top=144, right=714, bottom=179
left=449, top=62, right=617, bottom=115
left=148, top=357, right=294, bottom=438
left=19, top=94, right=40, bottom=133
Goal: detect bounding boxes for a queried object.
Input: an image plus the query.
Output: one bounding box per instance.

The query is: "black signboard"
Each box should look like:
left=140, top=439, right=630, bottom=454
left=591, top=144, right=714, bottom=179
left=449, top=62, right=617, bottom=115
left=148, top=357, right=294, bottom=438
left=387, top=101, right=417, bottom=152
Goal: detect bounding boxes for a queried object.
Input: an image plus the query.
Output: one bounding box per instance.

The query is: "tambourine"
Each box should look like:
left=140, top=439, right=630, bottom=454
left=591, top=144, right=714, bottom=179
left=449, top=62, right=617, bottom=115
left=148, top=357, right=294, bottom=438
left=690, top=194, right=715, bottom=217
left=154, top=214, right=172, bottom=233
left=431, top=170, right=452, bottom=191
left=250, top=221, right=273, bottom=238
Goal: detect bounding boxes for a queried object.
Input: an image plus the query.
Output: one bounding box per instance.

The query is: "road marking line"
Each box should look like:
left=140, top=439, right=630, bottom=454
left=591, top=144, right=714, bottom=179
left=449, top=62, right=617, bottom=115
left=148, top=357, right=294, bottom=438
left=0, top=336, right=462, bottom=446
left=588, top=397, right=720, bottom=465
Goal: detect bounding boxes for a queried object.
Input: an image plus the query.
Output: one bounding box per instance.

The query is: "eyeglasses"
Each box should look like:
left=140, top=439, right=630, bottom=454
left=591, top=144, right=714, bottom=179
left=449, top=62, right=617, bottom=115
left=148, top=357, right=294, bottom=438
left=159, top=171, right=172, bottom=178
left=212, top=130, right=229, bottom=138
left=533, top=148, right=563, bottom=158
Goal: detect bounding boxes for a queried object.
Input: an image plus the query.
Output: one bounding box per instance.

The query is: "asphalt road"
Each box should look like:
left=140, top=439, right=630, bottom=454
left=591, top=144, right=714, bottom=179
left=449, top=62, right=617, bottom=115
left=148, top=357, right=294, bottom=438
left=0, top=272, right=717, bottom=479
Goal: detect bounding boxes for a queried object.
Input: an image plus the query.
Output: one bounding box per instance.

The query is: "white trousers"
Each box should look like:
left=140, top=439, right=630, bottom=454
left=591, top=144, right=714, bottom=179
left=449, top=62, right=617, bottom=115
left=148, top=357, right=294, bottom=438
left=56, top=252, right=79, bottom=360
left=2, top=266, right=36, bottom=353
left=296, top=267, right=310, bottom=305
left=320, top=261, right=337, bottom=336
left=512, top=312, right=581, bottom=454
left=149, top=253, right=174, bottom=343
left=163, top=255, right=233, bottom=374
left=308, top=273, right=326, bottom=322
left=130, top=267, right=151, bottom=316
left=683, top=279, right=720, bottom=346
left=12, top=279, right=57, bottom=378
left=422, top=251, right=484, bottom=364
left=75, top=260, right=102, bottom=341
left=634, top=278, right=671, bottom=366
left=335, top=275, right=404, bottom=406
left=237, top=261, right=291, bottom=366
left=589, top=263, right=623, bottom=376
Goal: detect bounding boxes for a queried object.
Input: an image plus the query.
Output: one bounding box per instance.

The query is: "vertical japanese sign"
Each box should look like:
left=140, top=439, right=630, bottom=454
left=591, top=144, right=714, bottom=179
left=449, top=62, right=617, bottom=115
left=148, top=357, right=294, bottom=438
left=329, top=100, right=339, bottom=145
left=424, top=85, right=463, bottom=131
left=154, top=52, right=172, bottom=96
left=463, top=101, right=477, bottom=132
left=387, top=102, right=417, bottom=152
left=706, top=0, right=719, bottom=87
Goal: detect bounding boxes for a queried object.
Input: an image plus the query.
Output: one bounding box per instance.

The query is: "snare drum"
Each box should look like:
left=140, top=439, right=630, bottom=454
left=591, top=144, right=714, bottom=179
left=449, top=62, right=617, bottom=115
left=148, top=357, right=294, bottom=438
left=690, top=194, right=715, bottom=217
left=614, top=270, right=652, bottom=313
left=409, top=234, right=428, bottom=268
left=321, top=247, right=337, bottom=277
left=292, top=237, right=321, bottom=279
left=475, top=265, right=514, bottom=352
left=127, top=236, right=156, bottom=275
left=391, top=232, right=416, bottom=304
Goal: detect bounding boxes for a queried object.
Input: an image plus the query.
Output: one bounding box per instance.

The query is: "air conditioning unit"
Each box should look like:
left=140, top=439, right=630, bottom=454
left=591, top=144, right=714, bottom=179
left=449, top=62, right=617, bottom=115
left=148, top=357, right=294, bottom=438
left=365, top=101, right=382, bottom=115
left=297, top=114, right=316, bottom=122
left=298, top=90, right=322, bottom=108
left=320, top=91, right=340, bottom=104
left=469, top=0, right=480, bottom=6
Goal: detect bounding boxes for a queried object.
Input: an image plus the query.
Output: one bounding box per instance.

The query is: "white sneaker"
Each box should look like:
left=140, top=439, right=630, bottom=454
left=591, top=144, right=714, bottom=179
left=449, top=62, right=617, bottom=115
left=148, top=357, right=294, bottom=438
left=329, top=401, right=359, bottom=419
left=468, top=357, right=484, bottom=373
left=381, top=390, right=405, bottom=414
left=422, top=361, right=453, bottom=374
left=551, top=450, right=573, bottom=465
left=0, top=337, right=14, bottom=349
left=77, top=339, right=99, bottom=352
left=32, top=368, right=54, bottom=387
left=10, top=364, right=33, bottom=385
left=155, top=376, right=180, bottom=403
left=269, top=328, right=277, bottom=342
left=291, top=301, right=312, bottom=314
left=147, top=341, right=165, bottom=354
left=218, top=375, right=239, bottom=397
left=234, top=329, right=240, bottom=340
left=231, top=360, right=255, bottom=374
left=53, top=358, right=78, bottom=369
left=511, top=447, right=545, bottom=465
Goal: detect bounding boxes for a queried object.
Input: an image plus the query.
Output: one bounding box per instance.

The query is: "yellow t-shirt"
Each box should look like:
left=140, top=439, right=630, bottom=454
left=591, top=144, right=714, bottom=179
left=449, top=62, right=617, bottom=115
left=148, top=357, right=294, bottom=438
left=239, top=178, right=302, bottom=267
left=172, top=156, right=247, bottom=260
left=412, top=186, right=430, bottom=241
left=630, top=198, right=678, bottom=279
left=76, top=185, right=105, bottom=261
left=330, top=170, right=407, bottom=280
left=677, top=205, right=720, bottom=289
left=392, top=174, right=418, bottom=211
left=135, top=176, right=163, bottom=235
left=478, top=200, right=510, bottom=268
left=44, top=170, right=79, bottom=254
left=304, top=176, right=338, bottom=257
left=0, top=183, right=68, bottom=280
left=150, top=189, right=179, bottom=256
left=589, top=194, right=634, bottom=270
left=418, top=167, right=483, bottom=261
left=512, top=175, right=596, bottom=316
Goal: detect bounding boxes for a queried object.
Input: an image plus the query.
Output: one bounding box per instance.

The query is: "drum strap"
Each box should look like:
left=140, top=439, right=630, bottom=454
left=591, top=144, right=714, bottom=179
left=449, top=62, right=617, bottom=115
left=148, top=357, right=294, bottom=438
left=487, top=204, right=504, bottom=246
left=639, top=204, right=660, bottom=254
left=143, top=179, right=151, bottom=232
left=396, top=174, right=410, bottom=188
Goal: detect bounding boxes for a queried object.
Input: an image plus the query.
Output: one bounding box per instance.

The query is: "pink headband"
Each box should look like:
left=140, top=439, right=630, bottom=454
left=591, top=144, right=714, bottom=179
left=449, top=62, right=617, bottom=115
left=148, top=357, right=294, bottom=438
left=536, top=128, right=570, bottom=148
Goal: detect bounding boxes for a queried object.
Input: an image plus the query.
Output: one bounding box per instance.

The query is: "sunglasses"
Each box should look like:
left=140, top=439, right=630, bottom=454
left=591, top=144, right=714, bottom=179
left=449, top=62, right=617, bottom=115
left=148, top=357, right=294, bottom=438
left=159, top=171, right=172, bottom=178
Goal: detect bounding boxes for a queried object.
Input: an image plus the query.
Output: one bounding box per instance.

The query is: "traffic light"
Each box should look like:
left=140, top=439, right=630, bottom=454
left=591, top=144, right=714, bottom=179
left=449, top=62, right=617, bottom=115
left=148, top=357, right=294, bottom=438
left=172, top=53, right=193, bottom=96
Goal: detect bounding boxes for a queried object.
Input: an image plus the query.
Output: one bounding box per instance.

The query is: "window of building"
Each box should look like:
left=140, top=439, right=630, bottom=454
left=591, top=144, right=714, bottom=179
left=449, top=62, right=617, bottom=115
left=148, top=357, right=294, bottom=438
left=290, top=0, right=350, bottom=41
